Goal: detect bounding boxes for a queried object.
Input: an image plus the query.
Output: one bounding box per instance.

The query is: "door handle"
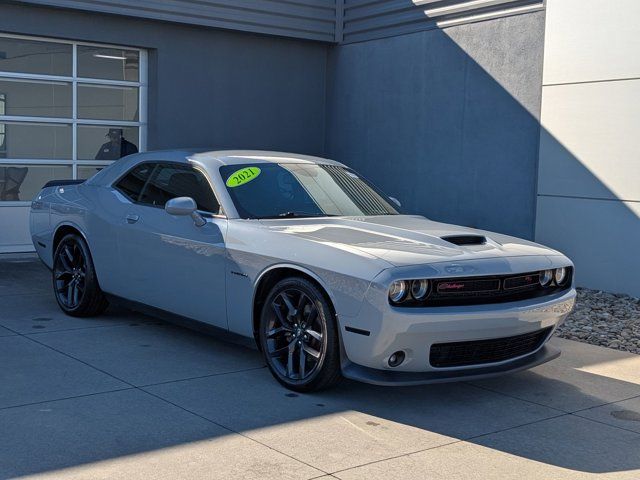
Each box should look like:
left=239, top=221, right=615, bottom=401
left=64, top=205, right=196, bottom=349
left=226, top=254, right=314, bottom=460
left=126, top=214, right=139, bottom=224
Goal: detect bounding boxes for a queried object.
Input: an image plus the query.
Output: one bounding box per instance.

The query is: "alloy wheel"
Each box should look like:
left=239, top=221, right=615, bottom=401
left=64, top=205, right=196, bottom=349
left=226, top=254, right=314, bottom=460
left=265, top=288, right=325, bottom=381
left=54, top=241, right=86, bottom=309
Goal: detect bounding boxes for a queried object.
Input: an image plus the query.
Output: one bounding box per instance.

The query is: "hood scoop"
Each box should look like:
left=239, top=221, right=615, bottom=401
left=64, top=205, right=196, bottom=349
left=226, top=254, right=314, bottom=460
left=441, top=234, right=487, bottom=246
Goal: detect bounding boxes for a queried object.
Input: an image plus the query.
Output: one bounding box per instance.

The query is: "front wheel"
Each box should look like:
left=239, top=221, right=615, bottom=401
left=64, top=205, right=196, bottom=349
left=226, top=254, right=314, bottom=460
left=52, top=233, right=108, bottom=317
left=259, top=277, right=341, bottom=392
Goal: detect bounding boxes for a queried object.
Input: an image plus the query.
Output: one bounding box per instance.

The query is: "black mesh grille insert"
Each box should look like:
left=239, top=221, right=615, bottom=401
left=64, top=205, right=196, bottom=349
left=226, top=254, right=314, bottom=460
left=429, top=327, right=553, bottom=368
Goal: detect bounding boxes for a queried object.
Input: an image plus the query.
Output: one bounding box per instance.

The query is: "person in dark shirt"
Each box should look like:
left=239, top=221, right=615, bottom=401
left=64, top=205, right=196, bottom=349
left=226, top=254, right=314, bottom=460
left=95, top=128, right=138, bottom=160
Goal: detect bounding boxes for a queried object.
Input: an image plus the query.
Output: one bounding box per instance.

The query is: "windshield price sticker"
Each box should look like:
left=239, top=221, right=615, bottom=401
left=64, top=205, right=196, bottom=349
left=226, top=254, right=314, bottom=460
left=226, top=167, right=261, bottom=187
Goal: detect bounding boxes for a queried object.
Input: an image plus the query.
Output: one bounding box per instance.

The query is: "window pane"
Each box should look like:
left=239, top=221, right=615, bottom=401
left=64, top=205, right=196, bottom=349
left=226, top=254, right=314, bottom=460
left=77, top=46, right=140, bottom=81
left=140, top=164, right=220, bottom=213
left=0, top=164, right=72, bottom=201
left=77, top=84, right=138, bottom=121
left=115, top=163, right=154, bottom=201
left=0, top=122, right=72, bottom=159
left=0, top=94, right=5, bottom=158
left=0, top=37, right=72, bottom=76
left=78, top=165, right=109, bottom=180
left=77, top=125, right=139, bottom=160
left=0, top=78, right=72, bottom=118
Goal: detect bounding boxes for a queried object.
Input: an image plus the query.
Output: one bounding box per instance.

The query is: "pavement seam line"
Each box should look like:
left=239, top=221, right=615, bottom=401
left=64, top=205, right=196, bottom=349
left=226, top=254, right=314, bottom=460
left=328, top=412, right=571, bottom=476
left=0, top=387, right=136, bottom=411
left=568, top=411, right=640, bottom=436
left=12, top=324, right=328, bottom=476
left=463, top=380, right=571, bottom=413
left=466, top=380, right=640, bottom=419
left=137, top=366, right=267, bottom=388
left=14, top=331, right=139, bottom=388
left=568, top=392, right=640, bottom=414
left=12, top=323, right=263, bottom=389
left=461, top=412, right=569, bottom=442
left=140, top=387, right=330, bottom=476
left=328, top=439, right=464, bottom=476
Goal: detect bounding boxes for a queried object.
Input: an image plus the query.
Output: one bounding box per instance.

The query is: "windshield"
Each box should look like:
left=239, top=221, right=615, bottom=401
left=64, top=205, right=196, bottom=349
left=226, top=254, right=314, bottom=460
left=219, top=163, right=400, bottom=219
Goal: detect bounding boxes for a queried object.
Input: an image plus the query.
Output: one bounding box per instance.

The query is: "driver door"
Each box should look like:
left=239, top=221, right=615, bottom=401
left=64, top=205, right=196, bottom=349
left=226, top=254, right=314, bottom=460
left=114, top=162, right=228, bottom=329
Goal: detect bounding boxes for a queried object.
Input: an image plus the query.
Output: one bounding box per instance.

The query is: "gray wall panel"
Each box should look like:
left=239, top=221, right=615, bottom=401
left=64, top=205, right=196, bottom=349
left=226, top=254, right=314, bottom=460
left=536, top=196, right=640, bottom=297
left=325, top=11, right=545, bottom=239
left=0, top=3, right=328, bottom=155
left=14, top=0, right=337, bottom=42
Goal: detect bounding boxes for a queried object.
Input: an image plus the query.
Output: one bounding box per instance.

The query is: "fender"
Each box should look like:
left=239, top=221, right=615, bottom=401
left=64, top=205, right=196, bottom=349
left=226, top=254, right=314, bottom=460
left=252, top=262, right=339, bottom=311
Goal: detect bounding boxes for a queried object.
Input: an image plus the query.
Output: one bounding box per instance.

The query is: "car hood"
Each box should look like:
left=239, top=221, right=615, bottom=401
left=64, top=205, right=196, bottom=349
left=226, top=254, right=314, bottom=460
left=261, top=215, right=561, bottom=267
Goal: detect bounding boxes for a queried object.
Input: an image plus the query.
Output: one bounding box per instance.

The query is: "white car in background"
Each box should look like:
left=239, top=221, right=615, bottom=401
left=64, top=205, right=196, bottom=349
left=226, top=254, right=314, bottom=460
left=30, top=150, right=576, bottom=391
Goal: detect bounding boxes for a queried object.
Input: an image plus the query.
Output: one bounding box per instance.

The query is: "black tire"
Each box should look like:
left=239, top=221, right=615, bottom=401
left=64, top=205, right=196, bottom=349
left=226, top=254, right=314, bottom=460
left=259, top=277, right=341, bottom=392
left=52, top=233, right=108, bottom=317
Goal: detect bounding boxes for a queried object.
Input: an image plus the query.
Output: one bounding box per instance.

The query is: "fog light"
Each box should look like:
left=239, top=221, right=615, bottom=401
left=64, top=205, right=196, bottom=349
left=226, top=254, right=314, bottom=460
left=389, top=280, right=408, bottom=304
left=554, top=267, right=568, bottom=285
left=388, top=351, right=405, bottom=367
left=539, top=269, right=553, bottom=287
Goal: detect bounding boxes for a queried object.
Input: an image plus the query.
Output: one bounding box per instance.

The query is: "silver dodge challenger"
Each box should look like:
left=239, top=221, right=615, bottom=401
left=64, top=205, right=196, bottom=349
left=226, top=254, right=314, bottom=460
left=30, top=150, right=576, bottom=391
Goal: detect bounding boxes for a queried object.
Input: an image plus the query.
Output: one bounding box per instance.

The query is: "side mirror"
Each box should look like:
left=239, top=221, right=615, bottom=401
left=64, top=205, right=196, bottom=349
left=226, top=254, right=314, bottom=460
left=389, top=196, right=402, bottom=208
left=165, top=197, right=206, bottom=227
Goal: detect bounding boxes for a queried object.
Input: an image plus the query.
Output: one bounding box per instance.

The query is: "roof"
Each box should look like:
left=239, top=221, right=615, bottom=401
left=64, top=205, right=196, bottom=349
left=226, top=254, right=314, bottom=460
left=85, top=149, right=346, bottom=188
left=188, top=150, right=345, bottom=168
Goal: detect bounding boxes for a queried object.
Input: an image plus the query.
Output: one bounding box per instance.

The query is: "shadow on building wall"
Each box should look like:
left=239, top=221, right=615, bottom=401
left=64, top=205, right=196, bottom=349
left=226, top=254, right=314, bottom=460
left=324, top=8, right=639, bottom=295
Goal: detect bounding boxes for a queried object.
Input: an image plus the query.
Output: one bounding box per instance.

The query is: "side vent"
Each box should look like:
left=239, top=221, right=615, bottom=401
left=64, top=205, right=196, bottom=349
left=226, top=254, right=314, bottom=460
left=441, top=235, right=487, bottom=246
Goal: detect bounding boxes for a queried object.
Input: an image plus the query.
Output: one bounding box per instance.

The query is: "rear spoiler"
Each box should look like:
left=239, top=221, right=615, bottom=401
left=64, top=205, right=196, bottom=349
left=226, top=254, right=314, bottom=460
left=42, top=179, right=85, bottom=188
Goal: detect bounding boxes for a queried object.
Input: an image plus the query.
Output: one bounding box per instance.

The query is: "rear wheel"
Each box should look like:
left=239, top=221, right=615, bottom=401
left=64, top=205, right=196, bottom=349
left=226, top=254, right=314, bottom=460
left=259, top=277, right=341, bottom=392
left=52, top=233, right=108, bottom=317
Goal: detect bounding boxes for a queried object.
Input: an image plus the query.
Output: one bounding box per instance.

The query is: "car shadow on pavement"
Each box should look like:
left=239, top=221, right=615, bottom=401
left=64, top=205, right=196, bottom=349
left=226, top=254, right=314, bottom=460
left=2, top=258, right=640, bottom=478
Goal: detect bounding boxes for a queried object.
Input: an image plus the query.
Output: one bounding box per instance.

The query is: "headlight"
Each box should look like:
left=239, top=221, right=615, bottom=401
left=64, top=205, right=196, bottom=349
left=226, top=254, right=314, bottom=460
left=388, top=280, right=408, bottom=303
left=410, top=279, right=430, bottom=300
left=539, top=269, right=553, bottom=286
left=554, top=267, right=568, bottom=285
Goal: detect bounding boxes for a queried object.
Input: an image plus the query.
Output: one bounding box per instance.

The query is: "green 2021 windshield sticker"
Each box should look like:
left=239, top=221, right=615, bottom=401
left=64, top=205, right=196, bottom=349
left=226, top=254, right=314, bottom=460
left=226, top=166, right=261, bottom=187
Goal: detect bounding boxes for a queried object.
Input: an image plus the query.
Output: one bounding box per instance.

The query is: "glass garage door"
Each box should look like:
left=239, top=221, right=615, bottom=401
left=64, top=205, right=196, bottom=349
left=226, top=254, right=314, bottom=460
left=0, top=34, right=147, bottom=252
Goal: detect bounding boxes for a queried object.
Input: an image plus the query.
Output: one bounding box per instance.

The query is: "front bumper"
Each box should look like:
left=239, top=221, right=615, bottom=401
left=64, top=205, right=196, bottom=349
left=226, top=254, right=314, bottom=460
left=341, top=343, right=560, bottom=386
left=338, top=276, right=576, bottom=383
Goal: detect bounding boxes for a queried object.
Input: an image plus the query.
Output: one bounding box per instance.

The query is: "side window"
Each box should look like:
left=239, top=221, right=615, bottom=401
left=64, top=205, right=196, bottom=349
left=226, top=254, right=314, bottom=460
left=139, top=163, right=220, bottom=213
left=114, top=163, right=154, bottom=201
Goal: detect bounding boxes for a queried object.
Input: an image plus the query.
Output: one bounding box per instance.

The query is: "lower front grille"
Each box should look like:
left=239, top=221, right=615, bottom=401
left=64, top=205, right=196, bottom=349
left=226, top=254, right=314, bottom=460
left=429, top=327, right=552, bottom=368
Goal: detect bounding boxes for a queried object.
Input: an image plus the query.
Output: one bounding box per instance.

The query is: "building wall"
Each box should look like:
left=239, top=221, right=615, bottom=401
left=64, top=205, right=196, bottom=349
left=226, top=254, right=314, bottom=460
left=13, top=0, right=337, bottom=42
left=14, top=0, right=547, bottom=45
left=535, top=0, right=640, bottom=296
left=0, top=3, right=328, bottom=252
left=325, top=10, right=545, bottom=239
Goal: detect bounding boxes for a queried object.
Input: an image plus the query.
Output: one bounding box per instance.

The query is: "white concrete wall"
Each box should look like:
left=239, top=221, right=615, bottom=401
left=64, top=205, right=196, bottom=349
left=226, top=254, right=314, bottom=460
left=536, top=0, right=640, bottom=296
left=0, top=205, right=32, bottom=253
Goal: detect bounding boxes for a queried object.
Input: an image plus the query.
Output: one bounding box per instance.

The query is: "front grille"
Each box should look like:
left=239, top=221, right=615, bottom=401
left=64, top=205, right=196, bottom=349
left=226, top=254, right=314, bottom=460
left=429, top=327, right=552, bottom=368
left=437, top=278, right=500, bottom=294
left=398, top=268, right=572, bottom=307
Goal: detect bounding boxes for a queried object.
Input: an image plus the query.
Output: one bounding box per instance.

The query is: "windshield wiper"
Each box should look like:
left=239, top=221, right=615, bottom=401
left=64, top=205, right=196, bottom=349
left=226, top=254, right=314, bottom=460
left=277, top=211, right=329, bottom=218
left=253, top=211, right=336, bottom=219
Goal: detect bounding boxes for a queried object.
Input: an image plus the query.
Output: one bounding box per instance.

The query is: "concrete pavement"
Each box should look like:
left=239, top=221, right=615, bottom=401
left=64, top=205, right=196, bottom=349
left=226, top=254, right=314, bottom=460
left=1, top=254, right=639, bottom=479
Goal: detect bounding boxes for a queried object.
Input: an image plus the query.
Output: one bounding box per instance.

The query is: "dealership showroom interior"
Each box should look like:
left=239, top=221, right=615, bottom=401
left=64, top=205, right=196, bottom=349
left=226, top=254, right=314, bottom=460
left=0, top=0, right=639, bottom=479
